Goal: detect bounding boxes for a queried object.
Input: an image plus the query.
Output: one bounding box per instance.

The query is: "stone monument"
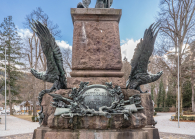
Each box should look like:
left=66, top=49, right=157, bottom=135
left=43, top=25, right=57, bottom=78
left=32, top=3, right=161, bottom=139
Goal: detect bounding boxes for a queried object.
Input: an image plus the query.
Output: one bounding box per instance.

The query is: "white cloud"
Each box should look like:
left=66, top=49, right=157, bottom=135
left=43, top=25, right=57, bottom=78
left=17, top=28, right=33, bottom=39
left=17, top=27, right=72, bottom=50
left=121, top=39, right=140, bottom=62
left=56, top=40, right=72, bottom=50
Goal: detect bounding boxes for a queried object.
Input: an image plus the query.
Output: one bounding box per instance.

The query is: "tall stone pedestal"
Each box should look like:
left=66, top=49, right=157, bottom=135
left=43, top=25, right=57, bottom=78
left=70, top=8, right=124, bottom=78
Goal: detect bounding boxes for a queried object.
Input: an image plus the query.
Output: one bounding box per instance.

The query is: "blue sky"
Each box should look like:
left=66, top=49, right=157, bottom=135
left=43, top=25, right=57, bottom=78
left=0, top=0, right=160, bottom=60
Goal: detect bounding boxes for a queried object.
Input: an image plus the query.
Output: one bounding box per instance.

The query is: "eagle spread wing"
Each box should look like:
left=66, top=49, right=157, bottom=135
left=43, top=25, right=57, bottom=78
left=126, top=23, right=163, bottom=92
left=30, top=21, right=66, bottom=89
left=131, top=23, right=159, bottom=77
left=30, top=21, right=67, bottom=125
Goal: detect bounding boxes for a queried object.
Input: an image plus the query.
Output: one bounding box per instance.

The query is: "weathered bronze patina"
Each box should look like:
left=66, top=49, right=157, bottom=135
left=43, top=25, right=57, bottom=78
left=77, top=0, right=113, bottom=8
left=126, top=23, right=163, bottom=93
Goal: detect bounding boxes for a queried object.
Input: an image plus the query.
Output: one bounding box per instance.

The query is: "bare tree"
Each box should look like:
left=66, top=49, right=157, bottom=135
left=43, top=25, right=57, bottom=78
left=24, top=7, right=62, bottom=89
left=156, top=0, right=195, bottom=115
left=23, top=7, right=61, bottom=37
left=121, top=57, right=131, bottom=81
left=62, top=48, right=72, bottom=77
left=25, top=33, right=41, bottom=116
left=190, top=41, right=195, bottom=112
left=22, top=8, right=63, bottom=116
left=39, top=49, right=47, bottom=89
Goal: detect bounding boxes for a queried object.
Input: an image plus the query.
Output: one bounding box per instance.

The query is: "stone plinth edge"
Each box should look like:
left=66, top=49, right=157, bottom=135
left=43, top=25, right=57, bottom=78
left=48, top=113, right=147, bottom=130
left=71, top=8, right=122, bottom=24
left=70, top=70, right=124, bottom=77
left=143, top=128, right=160, bottom=139
left=67, top=77, right=126, bottom=89
left=33, top=127, right=149, bottom=139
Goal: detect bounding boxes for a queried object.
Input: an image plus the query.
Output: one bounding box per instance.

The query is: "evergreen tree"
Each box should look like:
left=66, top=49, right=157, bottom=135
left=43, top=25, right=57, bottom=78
left=182, top=81, right=192, bottom=108
left=157, top=82, right=162, bottom=108
left=0, top=16, right=24, bottom=115
left=165, top=91, right=176, bottom=107
left=157, top=79, right=165, bottom=107
left=162, top=85, right=166, bottom=107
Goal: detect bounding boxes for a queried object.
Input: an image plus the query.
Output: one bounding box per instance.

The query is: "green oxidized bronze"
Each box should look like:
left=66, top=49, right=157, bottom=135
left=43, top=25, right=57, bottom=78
left=30, top=21, right=162, bottom=125
left=49, top=82, right=144, bottom=122
left=30, top=21, right=67, bottom=124
left=126, top=23, right=163, bottom=93
left=77, top=0, right=113, bottom=8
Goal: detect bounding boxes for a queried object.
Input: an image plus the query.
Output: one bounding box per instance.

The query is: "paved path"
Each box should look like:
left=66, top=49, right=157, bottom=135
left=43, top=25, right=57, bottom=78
left=0, top=113, right=195, bottom=138
left=0, top=133, right=195, bottom=139
left=160, top=132, right=195, bottom=139
left=154, top=112, right=195, bottom=136
left=0, top=133, right=33, bottom=139
left=0, top=115, right=39, bottom=137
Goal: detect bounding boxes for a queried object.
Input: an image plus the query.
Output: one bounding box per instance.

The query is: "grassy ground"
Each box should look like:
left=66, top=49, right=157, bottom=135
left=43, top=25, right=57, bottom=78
left=171, top=115, right=195, bottom=117
left=170, top=114, right=195, bottom=122
left=12, top=115, right=32, bottom=122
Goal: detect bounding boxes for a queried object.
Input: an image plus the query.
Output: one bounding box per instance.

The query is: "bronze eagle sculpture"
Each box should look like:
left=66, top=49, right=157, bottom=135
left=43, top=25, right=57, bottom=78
left=30, top=21, right=67, bottom=124
left=126, top=23, right=163, bottom=93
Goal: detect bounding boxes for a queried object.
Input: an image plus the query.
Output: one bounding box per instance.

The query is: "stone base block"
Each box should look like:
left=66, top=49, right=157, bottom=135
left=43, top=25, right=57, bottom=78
left=140, top=94, right=156, bottom=125
left=143, top=127, right=160, bottom=139
left=33, top=127, right=149, bottom=139
left=48, top=113, right=147, bottom=129
left=33, top=127, right=52, bottom=139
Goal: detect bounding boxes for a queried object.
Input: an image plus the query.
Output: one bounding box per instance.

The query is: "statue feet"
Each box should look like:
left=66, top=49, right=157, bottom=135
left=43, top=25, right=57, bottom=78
left=77, top=2, right=85, bottom=8
left=95, top=1, right=104, bottom=8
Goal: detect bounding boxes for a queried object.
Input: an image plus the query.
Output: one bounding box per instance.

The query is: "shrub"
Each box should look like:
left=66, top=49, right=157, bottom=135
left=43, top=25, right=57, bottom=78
left=32, top=116, right=39, bottom=122
left=173, top=116, right=195, bottom=121
left=28, top=110, right=32, bottom=115
left=155, top=108, right=163, bottom=112
left=155, top=107, right=170, bottom=112
left=180, top=116, right=187, bottom=120
left=188, top=117, right=195, bottom=121
left=183, top=111, right=195, bottom=115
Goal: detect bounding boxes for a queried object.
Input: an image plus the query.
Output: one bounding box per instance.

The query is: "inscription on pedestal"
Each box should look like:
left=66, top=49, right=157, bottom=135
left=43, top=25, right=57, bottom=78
left=81, top=85, right=116, bottom=111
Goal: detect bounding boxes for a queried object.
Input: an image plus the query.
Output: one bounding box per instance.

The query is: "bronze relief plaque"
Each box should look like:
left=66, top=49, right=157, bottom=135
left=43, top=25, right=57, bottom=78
left=80, top=85, right=117, bottom=111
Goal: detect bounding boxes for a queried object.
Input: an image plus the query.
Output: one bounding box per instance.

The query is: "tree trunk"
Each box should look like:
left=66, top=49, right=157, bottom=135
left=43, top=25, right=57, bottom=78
left=8, top=84, right=13, bottom=115
left=8, top=44, right=13, bottom=115
left=192, top=72, right=195, bottom=112
left=176, top=86, right=178, bottom=116
left=179, top=77, right=183, bottom=116
left=33, top=77, right=37, bottom=117
left=176, top=71, right=183, bottom=116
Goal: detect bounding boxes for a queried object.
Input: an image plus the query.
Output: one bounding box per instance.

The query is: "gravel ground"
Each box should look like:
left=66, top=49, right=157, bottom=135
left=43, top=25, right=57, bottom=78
left=154, top=112, right=195, bottom=136
left=0, top=115, right=39, bottom=137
